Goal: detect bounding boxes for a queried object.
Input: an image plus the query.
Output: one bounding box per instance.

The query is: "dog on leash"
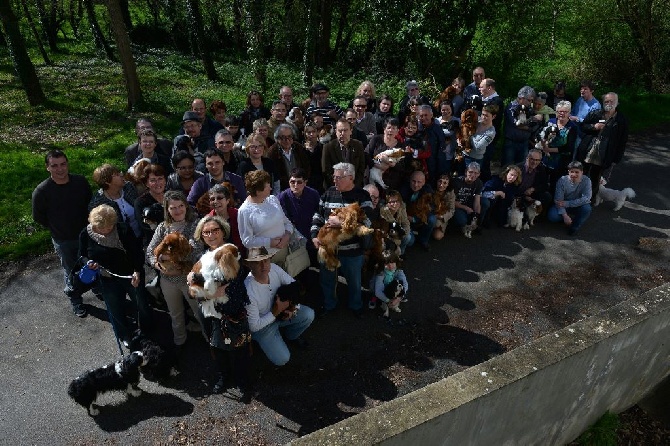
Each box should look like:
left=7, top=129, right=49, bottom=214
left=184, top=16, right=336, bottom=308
left=67, top=351, right=145, bottom=416
left=381, top=279, right=405, bottom=318
left=523, top=200, right=543, bottom=229
left=595, top=177, right=636, bottom=211
left=127, top=331, right=178, bottom=382
left=505, top=197, right=525, bottom=232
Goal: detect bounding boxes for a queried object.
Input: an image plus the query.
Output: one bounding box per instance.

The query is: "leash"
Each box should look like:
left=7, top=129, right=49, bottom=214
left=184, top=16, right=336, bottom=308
left=99, top=266, right=134, bottom=279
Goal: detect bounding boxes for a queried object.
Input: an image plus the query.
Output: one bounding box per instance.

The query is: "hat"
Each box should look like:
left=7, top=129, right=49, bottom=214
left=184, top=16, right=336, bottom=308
left=311, top=83, right=329, bottom=94
left=181, top=111, right=201, bottom=124
left=245, top=246, right=274, bottom=262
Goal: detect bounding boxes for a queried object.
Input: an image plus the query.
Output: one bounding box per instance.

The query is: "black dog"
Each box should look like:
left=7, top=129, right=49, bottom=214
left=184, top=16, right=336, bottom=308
left=127, top=331, right=178, bottom=382
left=275, top=281, right=304, bottom=321
left=381, top=279, right=406, bottom=318
left=67, top=351, right=145, bottom=416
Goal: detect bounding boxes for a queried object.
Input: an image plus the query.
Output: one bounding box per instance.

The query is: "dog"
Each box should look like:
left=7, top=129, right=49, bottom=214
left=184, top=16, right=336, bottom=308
left=318, top=125, right=333, bottom=145
left=595, top=177, right=636, bottom=211
left=274, top=281, right=304, bottom=321
left=67, top=351, right=145, bottom=416
left=462, top=214, right=479, bottom=238
left=386, top=221, right=405, bottom=255
left=381, top=279, right=405, bottom=318
left=458, top=109, right=479, bottom=157
left=142, top=203, right=164, bottom=231
left=463, top=94, right=483, bottom=113
left=523, top=200, right=543, bottom=229
left=433, top=85, right=458, bottom=110
left=369, top=148, right=406, bottom=189
left=189, top=243, right=240, bottom=302
left=286, top=107, right=304, bottom=128
left=505, top=197, right=525, bottom=232
left=513, top=104, right=530, bottom=126
left=154, top=232, right=193, bottom=276
left=408, top=192, right=434, bottom=225
left=317, top=203, right=375, bottom=271
left=535, top=124, right=559, bottom=150
left=126, top=331, right=178, bottom=382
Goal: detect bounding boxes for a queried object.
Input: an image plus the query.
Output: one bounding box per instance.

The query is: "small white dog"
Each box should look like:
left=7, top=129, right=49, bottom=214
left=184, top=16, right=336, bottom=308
left=523, top=200, right=543, bottom=229
left=505, top=198, right=524, bottom=232
left=595, top=178, right=636, bottom=211
left=462, top=214, right=479, bottom=238
left=369, top=148, right=405, bottom=189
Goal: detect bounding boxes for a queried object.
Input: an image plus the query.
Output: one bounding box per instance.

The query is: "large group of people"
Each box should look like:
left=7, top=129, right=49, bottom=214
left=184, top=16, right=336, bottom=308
left=32, top=71, right=629, bottom=402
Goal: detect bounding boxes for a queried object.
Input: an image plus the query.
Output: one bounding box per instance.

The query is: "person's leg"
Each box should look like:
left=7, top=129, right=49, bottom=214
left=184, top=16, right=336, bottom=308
left=453, top=209, right=468, bottom=227
left=132, top=269, right=154, bottom=333
left=417, top=214, right=436, bottom=246
left=160, top=277, right=188, bottom=346
left=339, top=255, right=364, bottom=311
left=251, top=322, right=291, bottom=366
left=100, top=278, right=131, bottom=342
left=278, top=305, right=315, bottom=340
left=547, top=206, right=563, bottom=223
left=502, top=140, right=515, bottom=166
left=319, top=264, right=338, bottom=311
left=52, top=238, right=84, bottom=307
left=480, top=197, right=491, bottom=224
left=400, top=233, right=412, bottom=254
left=569, top=204, right=592, bottom=232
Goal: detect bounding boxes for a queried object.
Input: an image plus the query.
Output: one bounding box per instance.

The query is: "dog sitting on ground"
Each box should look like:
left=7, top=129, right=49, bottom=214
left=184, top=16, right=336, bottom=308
left=369, top=148, right=406, bottom=189
left=462, top=214, right=479, bottom=238
left=189, top=243, right=240, bottom=302
left=386, top=221, right=405, bottom=255
left=381, top=279, right=405, bottom=318
left=523, top=200, right=543, bottom=229
left=274, top=281, right=304, bottom=321
left=317, top=203, right=375, bottom=271
left=154, top=232, right=193, bottom=276
left=458, top=109, right=479, bottom=157
left=67, top=351, right=145, bottom=416
left=127, top=331, right=178, bottom=382
left=505, top=197, right=525, bottom=232
left=595, top=177, right=636, bottom=211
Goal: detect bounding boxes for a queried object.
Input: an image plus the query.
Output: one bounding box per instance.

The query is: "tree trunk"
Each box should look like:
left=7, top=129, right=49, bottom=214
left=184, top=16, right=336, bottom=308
left=118, top=0, right=132, bottom=31
left=106, top=0, right=143, bottom=110
left=243, top=0, right=266, bottom=90
left=20, top=0, right=51, bottom=65
left=186, top=0, right=217, bottom=80
left=331, top=0, right=350, bottom=65
left=0, top=0, right=46, bottom=105
left=302, top=0, right=319, bottom=87
left=84, top=0, right=115, bottom=61
left=318, top=0, right=332, bottom=67
left=35, top=0, right=58, bottom=50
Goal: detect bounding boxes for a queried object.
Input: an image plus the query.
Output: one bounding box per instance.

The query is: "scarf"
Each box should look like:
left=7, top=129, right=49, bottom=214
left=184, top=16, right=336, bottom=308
left=87, top=224, right=126, bottom=253
left=383, top=268, right=396, bottom=285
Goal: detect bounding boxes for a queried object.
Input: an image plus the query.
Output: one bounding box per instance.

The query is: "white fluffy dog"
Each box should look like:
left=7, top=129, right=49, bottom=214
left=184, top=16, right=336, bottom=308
left=369, top=148, right=405, bottom=189
left=505, top=197, right=524, bottom=232
left=595, top=178, right=636, bottom=211
left=523, top=200, right=543, bottom=229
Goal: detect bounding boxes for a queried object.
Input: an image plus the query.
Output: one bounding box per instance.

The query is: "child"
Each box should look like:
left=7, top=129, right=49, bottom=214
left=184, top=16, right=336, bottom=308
left=369, top=250, right=409, bottom=313
left=399, top=115, right=431, bottom=176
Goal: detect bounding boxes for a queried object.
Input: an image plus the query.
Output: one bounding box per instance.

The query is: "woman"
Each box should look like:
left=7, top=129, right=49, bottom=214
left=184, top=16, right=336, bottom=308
left=133, top=164, right=167, bottom=247
left=129, top=129, right=173, bottom=174
left=541, top=100, right=578, bottom=190
left=482, top=165, right=523, bottom=227
left=207, top=183, right=243, bottom=250
left=461, top=104, right=497, bottom=169
left=189, top=216, right=252, bottom=399
left=433, top=174, right=456, bottom=239
left=79, top=204, right=150, bottom=343
left=438, top=101, right=461, bottom=175
left=240, top=90, right=271, bottom=136
left=398, top=115, right=430, bottom=177
left=238, top=170, right=294, bottom=269
left=210, top=99, right=228, bottom=128
left=252, top=118, right=273, bottom=152
left=146, top=191, right=202, bottom=348
left=348, top=80, right=377, bottom=113
left=450, top=77, right=466, bottom=116
left=379, top=189, right=412, bottom=255
left=366, top=118, right=409, bottom=192
left=166, top=151, right=204, bottom=195
left=237, top=133, right=280, bottom=195
left=302, top=122, right=324, bottom=193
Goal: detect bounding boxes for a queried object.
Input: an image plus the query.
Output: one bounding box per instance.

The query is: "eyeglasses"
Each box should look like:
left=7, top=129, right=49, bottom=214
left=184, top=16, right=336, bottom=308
left=289, top=180, right=304, bottom=185
left=202, top=227, right=222, bottom=236
left=466, top=171, right=479, bottom=175
left=209, top=196, right=227, bottom=201
left=277, top=135, right=293, bottom=141
left=176, top=165, right=194, bottom=170
left=387, top=200, right=399, bottom=204
left=247, top=144, right=262, bottom=150
left=147, top=177, right=165, bottom=184
left=215, top=140, right=233, bottom=145
left=369, top=195, right=379, bottom=200
left=332, top=175, right=352, bottom=181
left=528, top=157, right=542, bottom=162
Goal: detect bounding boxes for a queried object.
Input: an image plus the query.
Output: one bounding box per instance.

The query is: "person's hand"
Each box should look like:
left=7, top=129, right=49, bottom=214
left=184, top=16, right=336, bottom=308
left=496, top=191, right=506, bottom=199
left=214, top=282, right=229, bottom=299
left=87, top=261, right=99, bottom=270
left=465, top=206, right=473, bottom=214
left=594, top=122, right=605, bottom=131
left=569, top=115, right=578, bottom=122
left=562, top=213, right=572, bottom=226
left=389, top=297, right=401, bottom=308
left=312, top=237, right=321, bottom=249
left=278, top=232, right=290, bottom=249
left=555, top=200, right=565, bottom=208
left=131, top=271, right=140, bottom=288
left=327, top=215, right=341, bottom=227
left=272, top=296, right=290, bottom=317
left=525, top=187, right=535, bottom=196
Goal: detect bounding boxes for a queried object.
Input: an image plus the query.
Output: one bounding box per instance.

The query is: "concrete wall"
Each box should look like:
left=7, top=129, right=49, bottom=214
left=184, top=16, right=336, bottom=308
left=292, top=283, right=670, bottom=446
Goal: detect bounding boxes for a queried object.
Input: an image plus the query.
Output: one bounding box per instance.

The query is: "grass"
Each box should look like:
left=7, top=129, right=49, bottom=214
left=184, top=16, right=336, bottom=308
left=575, top=411, right=620, bottom=446
left=1, top=41, right=669, bottom=260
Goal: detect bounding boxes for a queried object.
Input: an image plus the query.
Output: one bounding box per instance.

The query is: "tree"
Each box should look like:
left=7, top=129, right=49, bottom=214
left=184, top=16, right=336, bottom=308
left=84, top=0, right=115, bottom=61
left=19, top=0, right=51, bottom=65
left=106, top=0, right=143, bottom=110
left=0, top=0, right=46, bottom=105
left=185, top=0, right=217, bottom=80
left=302, top=0, right=319, bottom=86
left=242, top=0, right=266, bottom=90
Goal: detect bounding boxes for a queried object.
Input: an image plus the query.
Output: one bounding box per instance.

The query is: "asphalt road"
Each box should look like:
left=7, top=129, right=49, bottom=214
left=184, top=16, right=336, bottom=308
left=1, top=129, right=668, bottom=445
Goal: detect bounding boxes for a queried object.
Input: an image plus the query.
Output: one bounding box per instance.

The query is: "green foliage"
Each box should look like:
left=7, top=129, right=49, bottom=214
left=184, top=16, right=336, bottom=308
left=576, top=411, right=620, bottom=446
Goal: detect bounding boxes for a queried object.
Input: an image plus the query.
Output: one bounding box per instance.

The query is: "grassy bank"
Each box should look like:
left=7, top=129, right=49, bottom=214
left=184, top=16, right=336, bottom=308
left=1, top=46, right=669, bottom=260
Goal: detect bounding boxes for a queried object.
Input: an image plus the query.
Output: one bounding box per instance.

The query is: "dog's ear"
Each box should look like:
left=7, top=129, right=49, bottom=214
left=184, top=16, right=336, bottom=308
left=191, top=260, right=203, bottom=274
left=216, top=245, right=240, bottom=280
left=341, top=206, right=359, bottom=232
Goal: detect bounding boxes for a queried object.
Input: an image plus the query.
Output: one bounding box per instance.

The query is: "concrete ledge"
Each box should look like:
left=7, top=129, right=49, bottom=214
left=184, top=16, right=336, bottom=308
left=292, top=283, right=670, bottom=445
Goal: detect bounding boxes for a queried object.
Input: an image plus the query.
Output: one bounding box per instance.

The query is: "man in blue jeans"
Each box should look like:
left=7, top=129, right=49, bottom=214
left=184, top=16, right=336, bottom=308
left=32, top=150, right=92, bottom=317
left=547, top=161, right=592, bottom=235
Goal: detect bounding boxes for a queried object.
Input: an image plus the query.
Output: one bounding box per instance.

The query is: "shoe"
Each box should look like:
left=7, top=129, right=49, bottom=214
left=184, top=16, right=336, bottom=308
left=212, top=374, right=227, bottom=394
left=368, top=300, right=377, bottom=310
left=352, top=309, right=364, bottom=319
left=73, top=304, right=87, bottom=318
left=287, top=337, right=309, bottom=349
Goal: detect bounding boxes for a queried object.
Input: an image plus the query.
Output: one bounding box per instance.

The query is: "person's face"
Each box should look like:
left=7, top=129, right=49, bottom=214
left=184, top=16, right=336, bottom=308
left=277, top=128, right=294, bottom=150
left=555, top=87, right=565, bottom=97
left=386, top=195, right=401, bottom=212
left=603, top=94, right=616, bottom=112
left=256, top=182, right=271, bottom=200
left=419, top=110, right=432, bottom=127
left=136, top=121, right=153, bottom=136
left=314, top=90, right=329, bottom=104
left=408, top=86, right=419, bottom=97
left=249, top=94, right=262, bottom=108
left=279, top=88, right=293, bottom=105
left=249, top=258, right=271, bottom=277
left=214, top=109, right=226, bottom=125
left=480, top=110, right=494, bottom=126
left=205, top=156, right=224, bottom=176
left=556, top=107, right=570, bottom=123
left=441, top=104, right=452, bottom=119
left=533, top=100, right=544, bottom=111
left=175, top=158, right=195, bottom=179
left=94, top=224, right=115, bottom=235
left=46, top=156, right=69, bottom=182
left=580, top=86, right=593, bottom=100
left=289, top=176, right=306, bottom=196
left=226, top=125, right=239, bottom=135
left=526, top=152, right=542, bottom=170
left=215, top=134, right=234, bottom=153
left=345, top=111, right=357, bottom=127
left=405, top=122, right=418, bottom=136
left=140, top=136, right=156, bottom=155
left=410, top=173, right=425, bottom=192
left=518, top=97, right=531, bottom=107
left=208, top=192, right=230, bottom=213
left=246, top=141, right=264, bottom=160
left=271, top=103, right=287, bottom=121
left=465, top=168, right=480, bottom=183
left=437, top=177, right=449, bottom=192
left=146, top=173, right=166, bottom=195
left=191, top=100, right=206, bottom=120
left=384, top=124, right=399, bottom=139
left=379, top=99, right=392, bottom=113
left=257, top=126, right=269, bottom=138
left=353, top=99, right=367, bottom=117
left=360, top=85, right=372, bottom=98
left=568, top=168, right=583, bottom=183
left=167, top=199, right=187, bottom=222
left=385, top=262, right=397, bottom=271
left=451, top=80, right=462, bottom=94
left=201, top=221, right=224, bottom=248
left=304, top=126, right=317, bottom=141
left=505, top=169, right=519, bottom=184
left=333, top=169, right=353, bottom=191
left=335, top=122, right=351, bottom=144
left=473, top=69, right=485, bottom=83
left=479, top=81, right=491, bottom=97
left=183, top=120, right=201, bottom=138
left=367, top=189, right=379, bottom=208
left=109, top=170, right=125, bottom=189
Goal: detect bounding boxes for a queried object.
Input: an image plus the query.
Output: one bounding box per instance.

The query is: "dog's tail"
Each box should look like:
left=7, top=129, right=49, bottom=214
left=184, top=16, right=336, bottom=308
left=623, top=188, right=636, bottom=200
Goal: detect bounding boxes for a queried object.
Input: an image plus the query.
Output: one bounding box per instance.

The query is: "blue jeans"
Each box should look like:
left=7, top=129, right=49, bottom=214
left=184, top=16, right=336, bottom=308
left=52, top=238, right=82, bottom=306
left=547, top=204, right=592, bottom=232
left=503, top=139, right=529, bottom=166
left=399, top=233, right=412, bottom=255
left=251, top=305, right=315, bottom=366
left=100, top=276, right=151, bottom=341
left=452, top=197, right=490, bottom=227
left=407, top=214, right=437, bottom=247
left=320, top=254, right=364, bottom=311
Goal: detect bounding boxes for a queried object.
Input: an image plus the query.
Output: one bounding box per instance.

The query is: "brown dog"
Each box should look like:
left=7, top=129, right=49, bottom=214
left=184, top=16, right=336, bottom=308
left=407, top=192, right=434, bottom=225
left=433, top=85, right=458, bottom=110
left=154, top=233, right=193, bottom=275
left=189, top=243, right=241, bottom=300
left=317, top=203, right=374, bottom=271
left=458, top=109, right=479, bottom=157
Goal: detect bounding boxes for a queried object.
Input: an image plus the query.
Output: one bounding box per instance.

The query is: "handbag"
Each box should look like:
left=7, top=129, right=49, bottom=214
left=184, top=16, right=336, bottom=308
left=284, top=231, right=310, bottom=277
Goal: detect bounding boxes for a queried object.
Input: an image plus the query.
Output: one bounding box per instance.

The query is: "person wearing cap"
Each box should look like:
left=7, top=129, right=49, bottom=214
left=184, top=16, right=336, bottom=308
left=570, top=80, right=601, bottom=123
left=305, top=83, right=344, bottom=126
left=178, top=110, right=213, bottom=170
left=178, top=98, right=223, bottom=141
left=397, top=80, right=431, bottom=127
left=244, top=246, right=315, bottom=366
left=547, top=161, right=592, bottom=235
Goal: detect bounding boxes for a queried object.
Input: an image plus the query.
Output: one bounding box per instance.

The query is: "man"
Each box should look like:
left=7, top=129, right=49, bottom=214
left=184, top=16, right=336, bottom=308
left=214, top=129, right=242, bottom=174
left=478, top=78, right=505, bottom=180
left=547, top=81, right=573, bottom=111
left=244, top=247, right=315, bottom=366
left=417, top=105, right=447, bottom=181
left=32, top=150, right=92, bottom=317
left=374, top=94, right=395, bottom=134
left=279, top=167, right=321, bottom=264
left=344, top=109, right=369, bottom=148
left=269, top=124, right=311, bottom=191
left=570, top=80, right=601, bottom=123
left=124, top=118, right=172, bottom=167
left=397, top=80, right=431, bottom=126
left=575, top=92, right=629, bottom=200
left=547, top=161, right=592, bottom=235
left=278, top=86, right=299, bottom=110
left=179, top=110, right=212, bottom=171
left=453, top=162, right=490, bottom=233
left=363, top=184, right=381, bottom=222
left=464, top=66, right=486, bottom=100
left=306, top=83, right=343, bottom=126
left=503, top=86, right=536, bottom=166
left=352, top=95, right=377, bottom=139
left=182, top=98, right=223, bottom=140
left=267, top=100, right=289, bottom=141
left=322, top=118, right=366, bottom=189
left=517, top=149, right=552, bottom=209
left=187, top=148, right=246, bottom=206
left=310, top=162, right=373, bottom=318
left=400, top=171, right=435, bottom=251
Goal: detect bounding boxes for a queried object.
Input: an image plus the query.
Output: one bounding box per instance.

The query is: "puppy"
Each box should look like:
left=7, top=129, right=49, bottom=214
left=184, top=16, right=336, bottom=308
left=381, top=279, right=405, bottom=318
left=154, top=232, right=193, bottom=275
left=505, top=197, right=525, bottom=232
left=189, top=243, right=240, bottom=302
left=514, top=104, right=529, bottom=126
left=369, top=148, right=406, bottom=189
left=523, top=200, right=543, bottom=229
left=286, top=107, right=304, bottom=128
left=274, top=281, right=304, bottom=321
left=463, top=94, right=483, bottom=113
left=458, top=109, right=479, bottom=156
left=127, top=331, right=178, bottom=381
left=67, top=351, right=145, bottom=416
left=317, top=203, right=374, bottom=270
left=386, top=221, right=405, bottom=255
left=595, top=177, right=636, bottom=211
left=462, top=214, right=479, bottom=238
left=535, top=124, right=558, bottom=150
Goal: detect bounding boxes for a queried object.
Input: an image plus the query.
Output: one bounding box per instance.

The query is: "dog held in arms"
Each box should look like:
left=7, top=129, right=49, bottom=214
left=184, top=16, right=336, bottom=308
left=154, top=232, right=193, bottom=276
left=381, top=279, right=405, bottom=318
left=67, top=351, right=146, bottom=416
left=188, top=243, right=240, bottom=303
left=595, top=177, right=635, bottom=211
left=369, top=148, right=406, bottom=189
left=317, top=203, right=375, bottom=271
left=457, top=109, right=479, bottom=160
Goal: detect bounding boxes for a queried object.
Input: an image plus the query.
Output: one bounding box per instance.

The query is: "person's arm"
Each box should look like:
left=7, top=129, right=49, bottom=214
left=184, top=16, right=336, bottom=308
left=374, top=274, right=390, bottom=303
left=554, top=178, right=567, bottom=214
left=564, top=177, right=592, bottom=208
left=470, top=127, right=495, bottom=158
left=146, top=223, right=165, bottom=268
left=397, top=270, right=409, bottom=294
left=31, top=186, right=48, bottom=228
left=238, top=206, right=273, bottom=249
left=473, top=194, right=481, bottom=215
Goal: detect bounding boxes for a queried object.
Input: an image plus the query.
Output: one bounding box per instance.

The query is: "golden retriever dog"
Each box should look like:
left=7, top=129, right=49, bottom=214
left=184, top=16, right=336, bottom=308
left=317, top=203, right=374, bottom=271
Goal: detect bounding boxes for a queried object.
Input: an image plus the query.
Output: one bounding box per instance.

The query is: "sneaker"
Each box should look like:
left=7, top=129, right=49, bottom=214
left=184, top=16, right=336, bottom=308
left=368, top=300, right=377, bottom=310
left=73, top=304, right=87, bottom=318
